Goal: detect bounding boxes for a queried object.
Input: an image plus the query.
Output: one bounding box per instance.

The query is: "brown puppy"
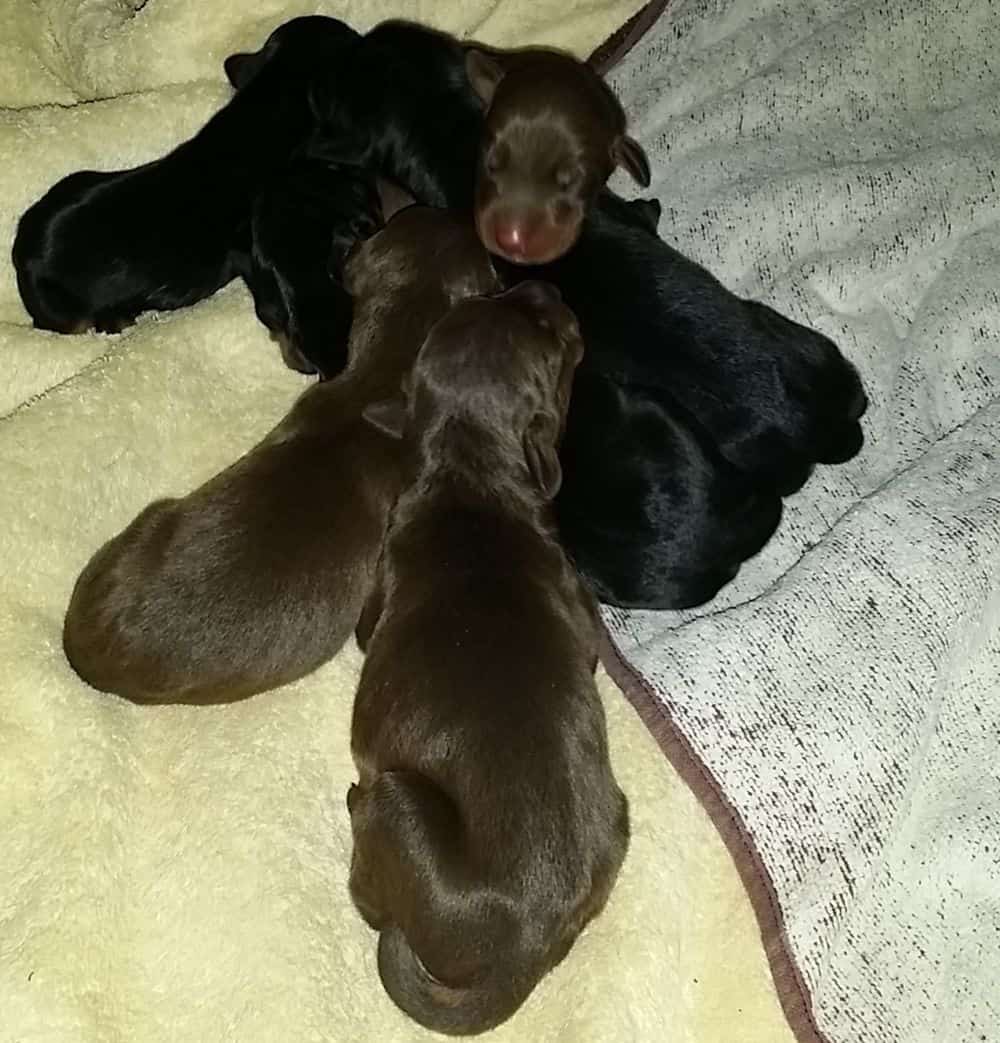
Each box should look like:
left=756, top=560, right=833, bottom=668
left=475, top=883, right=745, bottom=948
left=348, top=281, right=628, bottom=1035
left=62, top=200, right=499, bottom=705
left=466, top=47, right=650, bottom=264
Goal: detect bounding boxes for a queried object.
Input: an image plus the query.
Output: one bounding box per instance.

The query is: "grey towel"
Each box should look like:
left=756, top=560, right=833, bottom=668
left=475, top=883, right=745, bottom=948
left=603, top=2, right=1000, bottom=1041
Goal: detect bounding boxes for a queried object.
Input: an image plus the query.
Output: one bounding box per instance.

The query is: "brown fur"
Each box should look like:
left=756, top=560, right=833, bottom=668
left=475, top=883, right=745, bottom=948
left=467, top=47, right=650, bottom=264
left=62, top=204, right=499, bottom=704
left=348, top=282, right=629, bottom=1035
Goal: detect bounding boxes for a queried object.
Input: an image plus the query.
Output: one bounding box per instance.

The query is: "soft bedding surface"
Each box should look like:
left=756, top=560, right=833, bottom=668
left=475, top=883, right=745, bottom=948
left=603, top=1, right=1000, bottom=1041
left=0, top=2, right=799, bottom=1042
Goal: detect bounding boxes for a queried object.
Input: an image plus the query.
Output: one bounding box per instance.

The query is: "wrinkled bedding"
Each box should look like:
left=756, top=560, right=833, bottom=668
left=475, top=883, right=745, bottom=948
left=0, top=2, right=797, bottom=1041
left=603, top=1, right=1000, bottom=1040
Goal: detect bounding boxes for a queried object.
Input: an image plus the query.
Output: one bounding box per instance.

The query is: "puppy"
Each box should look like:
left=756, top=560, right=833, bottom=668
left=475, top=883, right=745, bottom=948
left=244, top=158, right=382, bottom=378
left=466, top=47, right=650, bottom=264
left=13, top=16, right=359, bottom=335
left=513, top=189, right=869, bottom=497
left=311, top=20, right=649, bottom=258
left=310, top=21, right=484, bottom=211
left=348, top=282, right=628, bottom=1035
left=62, top=204, right=499, bottom=704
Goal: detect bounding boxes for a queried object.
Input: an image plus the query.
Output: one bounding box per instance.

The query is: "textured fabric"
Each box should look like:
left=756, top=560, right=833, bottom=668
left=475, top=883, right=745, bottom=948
left=0, top=2, right=798, bottom=1042
left=603, top=2, right=1000, bottom=1042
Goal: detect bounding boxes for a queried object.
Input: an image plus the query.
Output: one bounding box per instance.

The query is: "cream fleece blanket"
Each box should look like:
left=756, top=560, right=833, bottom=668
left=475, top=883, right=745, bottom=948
left=603, top=1, right=1000, bottom=1041
left=0, top=2, right=796, bottom=1042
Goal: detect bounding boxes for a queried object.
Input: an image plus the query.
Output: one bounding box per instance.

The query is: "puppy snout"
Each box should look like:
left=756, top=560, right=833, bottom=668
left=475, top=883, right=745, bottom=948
left=486, top=211, right=577, bottom=265
left=492, top=217, right=532, bottom=258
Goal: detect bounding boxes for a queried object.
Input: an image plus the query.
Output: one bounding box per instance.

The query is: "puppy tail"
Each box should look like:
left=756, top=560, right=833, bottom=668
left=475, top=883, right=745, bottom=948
left=353, top=772, right=528, bottom=1035
left=377, top=925, right=524, bottom=1037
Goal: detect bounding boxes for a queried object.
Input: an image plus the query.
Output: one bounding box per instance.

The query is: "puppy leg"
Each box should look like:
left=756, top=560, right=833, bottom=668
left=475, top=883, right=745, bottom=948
left=94, top=309, right=139, bottom=335
left=347, top=771, right=462, bottom=932
left=63, top=499, right=179, bottom=698
left=549, top=792, right=629, bottom=971
left=18, top=273, right=92, bottom=334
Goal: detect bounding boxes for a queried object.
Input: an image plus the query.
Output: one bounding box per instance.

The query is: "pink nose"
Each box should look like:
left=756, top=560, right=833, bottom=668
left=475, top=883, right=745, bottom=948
left=493, top=219, right=531, bottom=257
left=488, top=212, right=578, bottom=264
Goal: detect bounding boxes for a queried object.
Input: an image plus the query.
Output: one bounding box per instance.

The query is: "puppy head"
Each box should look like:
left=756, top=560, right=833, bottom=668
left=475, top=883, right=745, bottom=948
left=343, top=208, right=501, bottom=386
left=467, top=48, right=650, bottom=265
left=343, top=206, right=498, bottom=308
left=223, top=16, right=358, bottom=90
left=368, top=282, right=583, bottom=498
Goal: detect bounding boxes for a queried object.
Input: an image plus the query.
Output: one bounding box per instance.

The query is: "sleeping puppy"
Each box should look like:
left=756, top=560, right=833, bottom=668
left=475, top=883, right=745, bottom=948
left=349, top=282, right=628, bottom=1035
left=466, top=46, right=650, bottom=264
left=12, top=16, right=359, bottom=335
left=62, top=202, right=499, bottom=705
left=508, top=190, right=869, bottom=499
left=311, top=19, right=650, bottom=256
left=244, top=158, right=382, bottom=378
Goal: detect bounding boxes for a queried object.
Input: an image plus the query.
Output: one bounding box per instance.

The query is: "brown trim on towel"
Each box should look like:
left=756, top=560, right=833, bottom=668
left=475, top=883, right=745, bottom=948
left=598, top=626, right=831, bottom=1043
left=588, top=4, right=823, bottom=1037
left=587, top=0, right=671, bottom=74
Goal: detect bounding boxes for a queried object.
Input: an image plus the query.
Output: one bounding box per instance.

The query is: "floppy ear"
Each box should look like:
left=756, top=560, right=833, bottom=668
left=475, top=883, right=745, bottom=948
left=613, top=135, right=652, bottom=187
left=362, top=397, right=408, bottom=440
left=465, top=48, right=506, bottom=107
left=376, top=178, right=417, bottom=222
left=223, top=52, right=263, bottom=91
left=523, top=411, right=562, bottom=499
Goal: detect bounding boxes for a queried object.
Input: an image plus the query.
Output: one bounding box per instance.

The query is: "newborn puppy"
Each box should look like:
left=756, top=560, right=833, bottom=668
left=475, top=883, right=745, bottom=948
left=556, top=369, right=783, bottom=609
left=62, top=204, right=499, bottom=704
left=510, top=190, right=869, bottom=498
left=310, top=21, right=484, bottom=210
left=466, top=47, right=650, bottom=264
left=349, top=283, right=628, bottom=1035
left=13, top=16, right=358, bottom=335
left=311, top=19, right=649, bottom=260
left=244, top=158, right=382, bottom=378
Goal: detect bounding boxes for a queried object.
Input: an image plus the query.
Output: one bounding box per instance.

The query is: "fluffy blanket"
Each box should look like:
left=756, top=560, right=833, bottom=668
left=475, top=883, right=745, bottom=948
left=0, top=2, right=797, bottom=1042
left=603, top=2, right=1000, bottom=1041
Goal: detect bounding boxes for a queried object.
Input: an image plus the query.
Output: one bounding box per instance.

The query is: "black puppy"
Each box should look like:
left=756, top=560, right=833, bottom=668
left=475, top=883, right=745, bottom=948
left=512, top=190, right=868, bottom=497
left=12, top=17, right=359, bottom=334
left=244, top=158, right=382, bottom=377
left=556, top=368, right=782, bottom=609
left=311, top=21, right=483, bottom=210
